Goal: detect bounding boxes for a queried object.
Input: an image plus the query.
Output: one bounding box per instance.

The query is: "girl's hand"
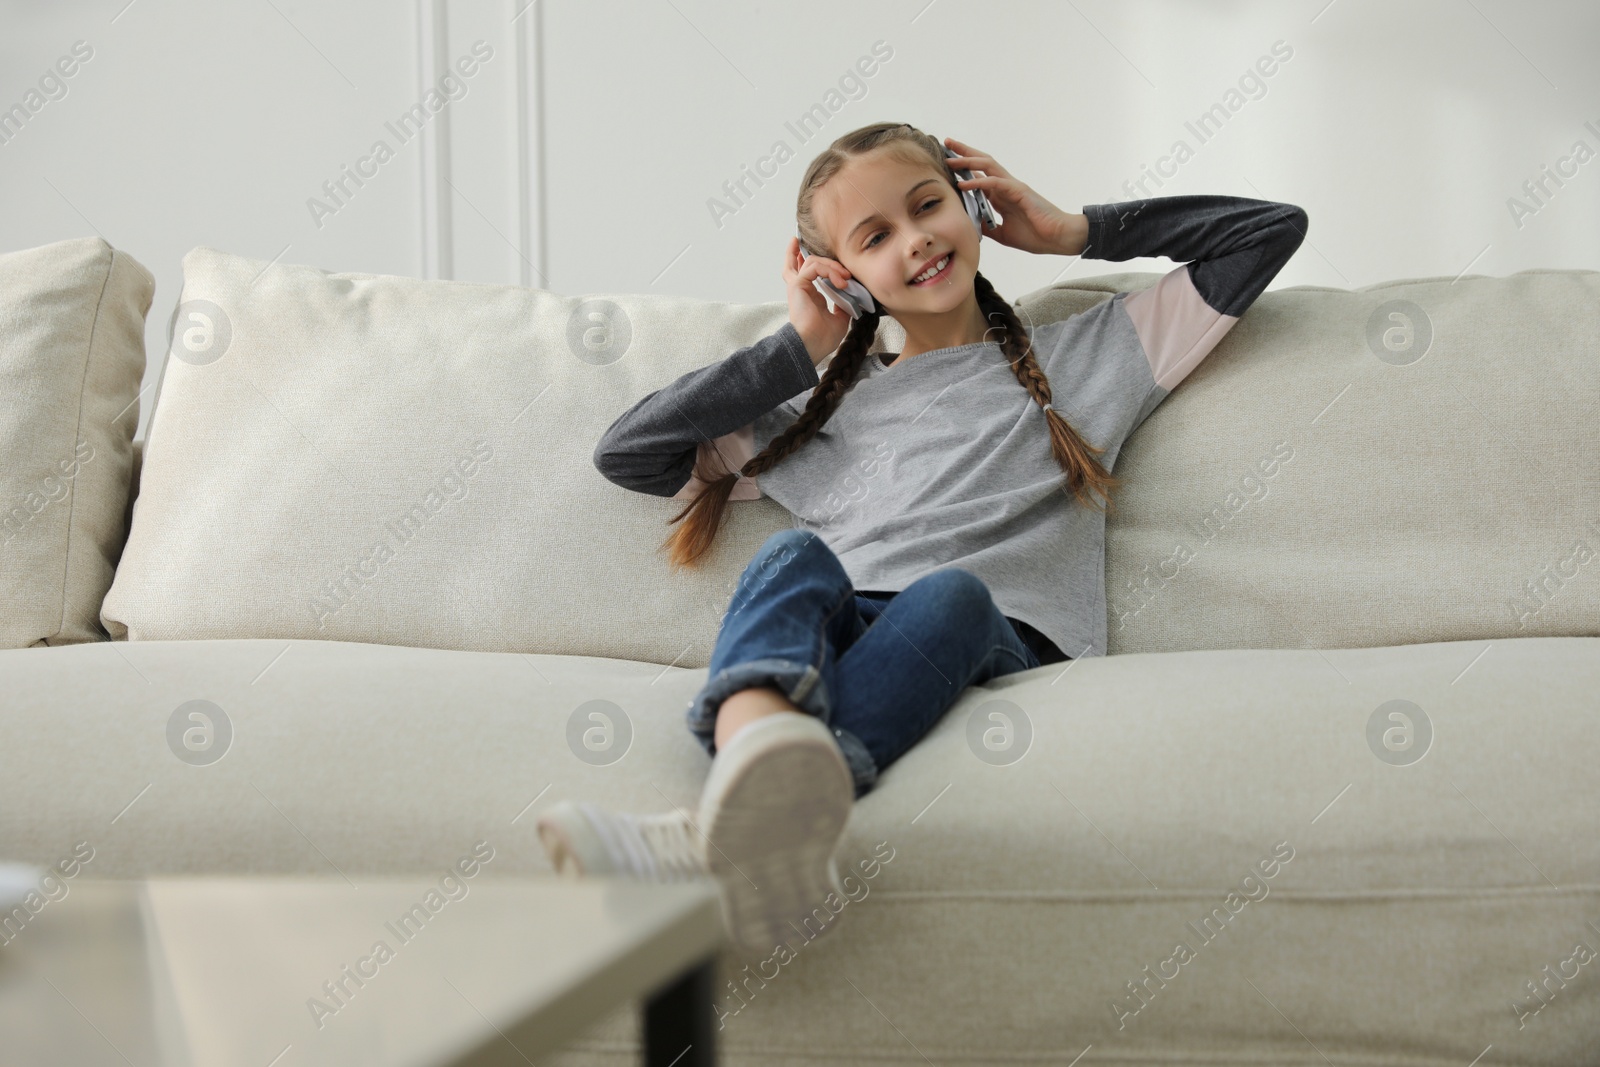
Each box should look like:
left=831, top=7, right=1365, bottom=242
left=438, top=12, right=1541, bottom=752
left=942, top=136, right=1079, bottom=257
left=782, top=236, right=856, bottom=365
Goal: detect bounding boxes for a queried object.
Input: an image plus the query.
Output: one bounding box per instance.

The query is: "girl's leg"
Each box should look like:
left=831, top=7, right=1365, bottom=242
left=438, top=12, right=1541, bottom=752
left=679, top=528, right=897, bottom=952
left=684, top=528, right=1041, bottom=798
left=685, top=527, right=882, bottom=794
left=828, top=568, right=1041, bottom=793
left=545, top=528, right=879, bottom=955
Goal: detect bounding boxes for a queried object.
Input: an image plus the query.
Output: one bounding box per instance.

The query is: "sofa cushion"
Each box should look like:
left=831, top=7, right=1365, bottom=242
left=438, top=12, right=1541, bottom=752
left=1016, top=267, right=1600, bottom=656
left=101, top=246, right=896, bottom=666
left=104, top=248, right=1598, bottom=663
left=0, top=237, right=153, bottom=648
left=1, top=635, right=1594, bottom=1064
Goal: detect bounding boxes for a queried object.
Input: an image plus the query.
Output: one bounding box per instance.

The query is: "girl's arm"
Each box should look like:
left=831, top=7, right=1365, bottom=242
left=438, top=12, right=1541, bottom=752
left=1068, top=194, right=1308, bottom=391
left=593, top=321, right=819, bottom=498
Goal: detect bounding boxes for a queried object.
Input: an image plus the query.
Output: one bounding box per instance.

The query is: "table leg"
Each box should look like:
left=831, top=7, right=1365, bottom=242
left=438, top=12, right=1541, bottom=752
left=643, top=954, right=718, bottom=1066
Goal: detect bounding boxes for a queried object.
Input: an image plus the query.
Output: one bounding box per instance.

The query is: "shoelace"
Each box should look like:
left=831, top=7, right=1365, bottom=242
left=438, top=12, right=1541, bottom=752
left=582, top=803, right=704, bottom=880
left=634, top=813, right=706, bottom=879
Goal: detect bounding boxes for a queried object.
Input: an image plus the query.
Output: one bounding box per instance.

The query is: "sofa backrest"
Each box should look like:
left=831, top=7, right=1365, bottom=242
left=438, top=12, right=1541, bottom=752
left=102, top=247, right=802, bottom=663
left=102, top=247, right=1599, bottom=662
left=1016, top=268, right=1599, bottom=655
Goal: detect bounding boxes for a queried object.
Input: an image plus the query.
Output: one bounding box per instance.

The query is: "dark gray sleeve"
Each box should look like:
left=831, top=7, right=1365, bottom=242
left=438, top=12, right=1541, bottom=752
left=593, top=320, right=821, bottom=497
left=1080, top=195, right=1308, bottom=317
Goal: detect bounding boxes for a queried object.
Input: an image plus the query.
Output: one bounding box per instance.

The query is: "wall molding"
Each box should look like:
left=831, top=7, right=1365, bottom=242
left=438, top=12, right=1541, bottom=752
left=415, top=0, right=452, bottom=279
left=512, top=0, right=546, bottom=290
left=415, top=0, right=545, bottom=287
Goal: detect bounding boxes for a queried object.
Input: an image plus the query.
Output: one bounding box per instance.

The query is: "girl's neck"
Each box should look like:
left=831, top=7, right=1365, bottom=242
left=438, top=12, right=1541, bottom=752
left=893, top=298, right=992, bottom=364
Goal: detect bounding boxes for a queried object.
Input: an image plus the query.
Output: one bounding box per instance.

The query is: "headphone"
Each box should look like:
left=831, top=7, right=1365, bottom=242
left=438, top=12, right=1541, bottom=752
left=796, top=136, right=1004, bottom=321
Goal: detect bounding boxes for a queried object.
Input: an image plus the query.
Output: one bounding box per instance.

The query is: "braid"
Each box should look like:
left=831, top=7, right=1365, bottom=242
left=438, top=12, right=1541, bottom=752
left=972, top=270, right=1120, bottom=514
left=661, top=307, right=880, bottom=569
left=744, top=307, right=879, bottom=478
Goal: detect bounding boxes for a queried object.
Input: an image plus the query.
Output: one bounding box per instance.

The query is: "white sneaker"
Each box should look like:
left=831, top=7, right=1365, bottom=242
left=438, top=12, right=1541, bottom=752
left=536, top=801, right=708, bottom=881
left=698, top=710, right=855, bottom=955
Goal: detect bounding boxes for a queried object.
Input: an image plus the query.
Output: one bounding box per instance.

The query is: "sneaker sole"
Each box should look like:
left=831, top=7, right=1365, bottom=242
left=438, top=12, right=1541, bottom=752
left=698, top=713, right=854, bottom=953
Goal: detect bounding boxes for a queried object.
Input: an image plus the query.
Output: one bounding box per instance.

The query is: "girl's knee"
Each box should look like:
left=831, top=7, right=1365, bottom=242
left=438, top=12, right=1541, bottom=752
left=909, top=567, right=993, bottom=616
left=747, top=527, right=839, bottom=581
left=760, top=526, right=826, bottom=557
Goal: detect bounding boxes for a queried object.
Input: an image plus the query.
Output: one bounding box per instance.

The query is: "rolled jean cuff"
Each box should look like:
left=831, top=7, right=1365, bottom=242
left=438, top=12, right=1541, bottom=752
left=830, top=726, right=878, bottom=799
left=685, top=657, right=879, bottom=798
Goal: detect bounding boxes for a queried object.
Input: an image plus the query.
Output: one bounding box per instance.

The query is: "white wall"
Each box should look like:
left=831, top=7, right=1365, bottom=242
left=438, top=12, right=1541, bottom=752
left=2, top=0, right=1595, bottom=442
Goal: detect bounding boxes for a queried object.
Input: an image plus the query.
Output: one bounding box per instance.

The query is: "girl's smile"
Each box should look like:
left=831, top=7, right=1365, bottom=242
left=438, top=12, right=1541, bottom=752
left=908, top=251, right=955, bottom=287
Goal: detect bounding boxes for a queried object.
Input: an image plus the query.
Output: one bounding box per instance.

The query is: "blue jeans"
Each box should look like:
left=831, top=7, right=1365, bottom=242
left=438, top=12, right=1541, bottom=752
left=685, top=528, right=1061, bottom=799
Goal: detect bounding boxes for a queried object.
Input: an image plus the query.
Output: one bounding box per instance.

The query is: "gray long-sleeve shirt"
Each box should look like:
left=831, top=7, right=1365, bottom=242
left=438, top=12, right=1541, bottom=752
left=594, top=194, right=1307, bottom=660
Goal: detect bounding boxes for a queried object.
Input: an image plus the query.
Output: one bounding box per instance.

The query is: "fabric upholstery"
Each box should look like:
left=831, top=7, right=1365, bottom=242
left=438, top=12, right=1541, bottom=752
left=1013, top=268, right=1600, bottom=656
left=103, top=249, right=1599, bottom=663
left=9, top=252, right=1599, bottom=1064
left=0, top=634, right=1594, bottom=1064
left=0, top=236, right=152, bottom=648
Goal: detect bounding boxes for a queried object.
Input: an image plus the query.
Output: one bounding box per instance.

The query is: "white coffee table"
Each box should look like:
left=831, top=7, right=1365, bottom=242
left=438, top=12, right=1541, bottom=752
left=0, top=875, right=725, bottom=1066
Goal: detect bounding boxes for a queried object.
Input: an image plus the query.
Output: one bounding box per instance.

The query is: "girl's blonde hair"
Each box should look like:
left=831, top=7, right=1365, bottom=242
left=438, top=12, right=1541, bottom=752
left=663, top=120, right=1119, bottom=570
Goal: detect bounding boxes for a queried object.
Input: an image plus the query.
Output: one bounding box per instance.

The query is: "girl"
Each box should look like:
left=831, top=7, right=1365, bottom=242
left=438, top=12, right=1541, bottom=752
left=539, top=122, right=1307, bottom=954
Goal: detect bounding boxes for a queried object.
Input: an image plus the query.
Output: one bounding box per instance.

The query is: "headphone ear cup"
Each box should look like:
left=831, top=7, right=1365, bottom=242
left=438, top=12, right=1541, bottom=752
left=961, top=189, right=982, bottom=231
left=851, top=275, right=876, bottom=316
left=811, top=275, right=876, bottom=320
left=939, top=140, right=998, bottom=233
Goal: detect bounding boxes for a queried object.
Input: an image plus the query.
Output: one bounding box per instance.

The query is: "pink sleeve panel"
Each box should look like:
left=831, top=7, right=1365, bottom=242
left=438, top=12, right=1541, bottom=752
left=1121, top=264, right=1241, bottom=391
left=670, top=427, right=765, bottom=501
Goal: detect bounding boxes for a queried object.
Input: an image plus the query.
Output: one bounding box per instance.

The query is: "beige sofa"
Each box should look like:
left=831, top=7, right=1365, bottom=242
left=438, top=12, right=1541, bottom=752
left=3, top=235, right=1596, bottom=1066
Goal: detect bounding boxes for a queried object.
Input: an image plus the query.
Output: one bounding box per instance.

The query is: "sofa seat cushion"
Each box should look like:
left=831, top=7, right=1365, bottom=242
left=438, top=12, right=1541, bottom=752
left=2, top=635, right=1594, bottom=1065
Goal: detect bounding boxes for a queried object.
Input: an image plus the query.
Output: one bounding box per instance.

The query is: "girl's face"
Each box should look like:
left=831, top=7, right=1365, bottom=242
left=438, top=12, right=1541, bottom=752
left=818, top=148, right=979, bottom=317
